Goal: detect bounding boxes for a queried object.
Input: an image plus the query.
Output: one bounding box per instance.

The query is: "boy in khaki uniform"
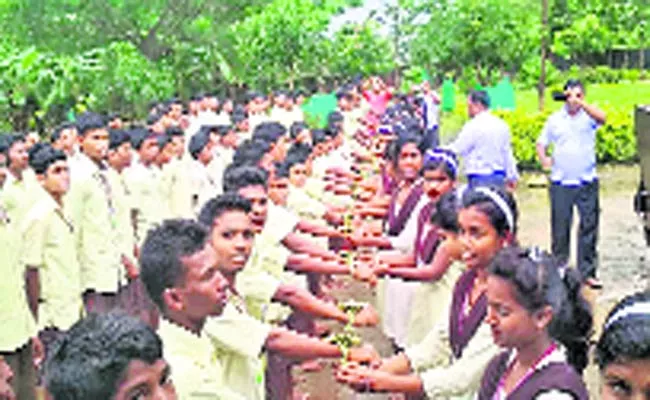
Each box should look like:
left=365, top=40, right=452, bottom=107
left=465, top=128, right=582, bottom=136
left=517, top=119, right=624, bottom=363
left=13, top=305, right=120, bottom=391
left=66, top=113, right=124, bottom=313
left=0, top=135, right=41, bottom=226
left=21, top=144, right=83, bottom=361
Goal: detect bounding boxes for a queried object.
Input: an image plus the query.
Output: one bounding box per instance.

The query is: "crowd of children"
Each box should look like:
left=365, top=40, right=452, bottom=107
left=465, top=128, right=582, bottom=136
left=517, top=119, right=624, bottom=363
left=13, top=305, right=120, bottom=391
left=0, top=76, right=648, bottom=400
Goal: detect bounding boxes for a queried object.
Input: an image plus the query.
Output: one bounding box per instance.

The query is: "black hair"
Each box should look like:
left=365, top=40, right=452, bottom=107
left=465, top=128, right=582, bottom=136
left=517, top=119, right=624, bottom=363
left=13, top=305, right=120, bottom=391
left=108, top=129, right=131, bottom=151
left=275, top=161, right=290, bottom=179
left=232, top=139, right=271, bottom=167
left=461, top=185, right=518, bottom=237
left=44, top=312, right=163, bottom=400
left=76, top=112, right=106, bottom=137
left=431, top=191, right=460, bottom=233
left=252, top=122, right=286, bottom=144
left=146, top=113, right=161, bottom=126
left=390, top=133, right=426, bottom=168
left=422, top=148, right=458, bottom=180
left=50, top=123, right=77, bottom=143
left=165, top=126, right=184, bottom=138
left=289, top=121, right=309, bottom=140
left=489, top=246, right=593, bottom=373
left=287, top=143, right=312, bottom=162
left=198, top=193, right=253, bottom=227
left=3, top=134, right=25, bottom=157
left=468, top=90, right=491, bottom=109
left=214, top=125, right=232, bottom=137
left=311, top=129, right=327, bottom=145
left=188, top=131, right=211, bottom=160
left=129, top=127, right=157, bottom=150
left=223, top=165, right=268, bottom=193
left=139, top=219, right=210, bottom=309
left=232, top=112, right=248, bottom=124
left=563, top=79, right=585, bottom=93
left=28, top=143, right=67, bottom=175
left=596, top=290, right=650, bottom=370
left=157, top=134, right=173, bottom=149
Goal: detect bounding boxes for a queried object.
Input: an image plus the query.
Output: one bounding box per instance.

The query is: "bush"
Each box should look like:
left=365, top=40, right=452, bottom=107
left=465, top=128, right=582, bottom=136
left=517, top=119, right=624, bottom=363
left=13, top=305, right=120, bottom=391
left=494, top=106, right=636, bottom=170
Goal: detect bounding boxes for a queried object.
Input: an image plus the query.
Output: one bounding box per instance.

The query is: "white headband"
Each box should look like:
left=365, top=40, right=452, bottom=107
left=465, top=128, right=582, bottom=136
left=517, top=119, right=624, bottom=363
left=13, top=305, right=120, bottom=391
left=474, top=187, right=514, bottom=233
left=604, top=302, right=650, bottom=330
left=425, top=149, right=458, bottom=174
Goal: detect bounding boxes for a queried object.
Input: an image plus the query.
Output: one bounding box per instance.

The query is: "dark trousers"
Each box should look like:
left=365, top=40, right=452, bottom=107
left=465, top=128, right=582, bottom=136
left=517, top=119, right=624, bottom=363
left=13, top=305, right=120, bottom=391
left=1, top=341, right=36, bottom=400
left=423, top=126, right=439, bottom=150
left=550, top=180, right=600, bottom=279
left=83, top=290, right=118, bottom=314
left=468, top=171, right=506, bottom=188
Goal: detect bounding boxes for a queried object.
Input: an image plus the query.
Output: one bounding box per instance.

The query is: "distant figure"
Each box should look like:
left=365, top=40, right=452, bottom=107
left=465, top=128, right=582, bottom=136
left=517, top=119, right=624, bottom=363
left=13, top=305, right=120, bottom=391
left=536, top=79, right=606, bottom=289
left=448, top=90, right=519, bottom=189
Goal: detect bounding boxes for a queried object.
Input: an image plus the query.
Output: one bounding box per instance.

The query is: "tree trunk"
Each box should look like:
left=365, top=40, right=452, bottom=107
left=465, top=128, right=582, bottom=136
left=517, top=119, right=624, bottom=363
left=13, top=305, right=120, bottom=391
left=641, top=48, right=646, bottom=69
left=538, top=0, right=549, bottom=112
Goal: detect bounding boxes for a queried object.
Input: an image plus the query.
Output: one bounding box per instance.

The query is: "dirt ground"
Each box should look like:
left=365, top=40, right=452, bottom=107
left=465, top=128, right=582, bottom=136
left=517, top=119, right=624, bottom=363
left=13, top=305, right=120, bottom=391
left=294, top=164, right=650, bottom=400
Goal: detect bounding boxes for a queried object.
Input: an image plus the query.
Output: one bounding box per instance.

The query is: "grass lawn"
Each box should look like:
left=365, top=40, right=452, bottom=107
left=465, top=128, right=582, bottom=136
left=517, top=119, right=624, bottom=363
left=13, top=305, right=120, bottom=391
left=440, top=81, right=650, bottom=141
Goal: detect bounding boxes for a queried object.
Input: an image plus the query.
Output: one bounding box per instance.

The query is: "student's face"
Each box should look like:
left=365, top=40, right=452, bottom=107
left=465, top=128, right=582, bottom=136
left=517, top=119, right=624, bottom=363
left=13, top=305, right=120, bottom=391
left=237, top=119, right=249, bottom=133
left=486, top=275, right=551, bottom=349
left=221, top=131, right=238, bottom=149
left=268, top=177, right=289, bottom=206
left=458, top=206, right=505, bottom=270
left=0, top=357, right=15, bottom=400
left=422, top=168, right=454, bottom=202
left=602, top=359, right=650, bottom=400
left=210, top=211, right=255, bottom=275
left=81, top=128, right=109, bottom=162
left=171, top=136, right=185, bottom=159
left=170, top=104, right=183, bottom=120
left=295, top=129, right=312, bottom=146
left=157, top=144, right=176, bottom=166
left=222, top=100, right=233, bottom=114
left=289, top=163, right=308, bottom=188
left=171, top=244, right=229, bottom=319
left=198, top=145, right=213, bottom=166
left=237, top=185, right=268, bottom=233
left=59, top=128, right=78, bottom=153
left=8, top=141, right=28, bottom=171
left=139, top=137, right=160, bottom=164
left=40, top=160, right=70, bottom=196
left=25, top=133, right=40, bottom=149
left=272, top=137, right=289, bottom=162
left=113, top=359, right=176, bottom=400
left=397, top=142, right=422, bottom=181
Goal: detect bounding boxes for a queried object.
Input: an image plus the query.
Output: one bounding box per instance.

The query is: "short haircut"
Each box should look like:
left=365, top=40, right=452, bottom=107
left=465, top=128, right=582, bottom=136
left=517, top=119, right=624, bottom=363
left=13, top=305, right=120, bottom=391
left=44, top=312, right=163, bottom=400
left=289, top=121, right=308, bottom=140
left=232, top=112, right=248, bottom=124
left=108, top=129, right=131, bottom=151
left=129, top=127, right=157, bottom=150
left=165, top=126, right=184, bottom=138
left=188, top=131, right=210, bottom=160
left=223, top=165, right=268, bottom=193
left=140, top=219, right=210, bottom=309
left=232, top=139, right=271, bottom=167
left=157, top=134, right=173, bottom=149
left=214, top=125, right=232, bottom=137
left=50, top=122, right=77, bottom=143
left=3, top=134, right=25, bottom=156
left=311, top=129, right=327, bottom=145
left=198, top=193, right=252, bottom=227
left=287, top=143, right=312, bottom=162
left=28, top=143, right=67, bottom=175
left=76, top=112, right=106, bottom=137
left=468, top=90, right=491, bottom=109
left=252, top=122, right=286, bottom=145
left=563, top=79, right=585, bottom=93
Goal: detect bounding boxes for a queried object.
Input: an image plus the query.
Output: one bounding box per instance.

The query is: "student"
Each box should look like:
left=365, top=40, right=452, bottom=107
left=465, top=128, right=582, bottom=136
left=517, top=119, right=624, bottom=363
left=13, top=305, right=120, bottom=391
left=0, top=134, right=39, bottom=225
left=159, top=127, right=193, bottom=219
left=188, top=130, right=220, bottom=214
left=124, top=127, right=165, bottom=246
left=596, top=291, right=650, bottom=400
left=66, top=112, right=123, bottom=314
left=0, top=201, right=38, bottom=400
left=44, top=312, right=176, bottom=400
left=213, top=124, right=238, bottom=166
left=139, top=219, right=348, bottom=400
left=50, top=122, right=79, bottom=162
left=478, top=246, right=591, bottom=399
left=289, top=121, right=312, bottom=146
left=339, top=185, right=518, bottom=399
left=21, top=144, right=83, bottom=365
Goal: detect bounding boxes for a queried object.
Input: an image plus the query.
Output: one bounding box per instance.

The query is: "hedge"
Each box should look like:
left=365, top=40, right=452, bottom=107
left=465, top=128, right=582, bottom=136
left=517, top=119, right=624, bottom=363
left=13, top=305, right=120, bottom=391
left=492, top=106, right=636, bottom=170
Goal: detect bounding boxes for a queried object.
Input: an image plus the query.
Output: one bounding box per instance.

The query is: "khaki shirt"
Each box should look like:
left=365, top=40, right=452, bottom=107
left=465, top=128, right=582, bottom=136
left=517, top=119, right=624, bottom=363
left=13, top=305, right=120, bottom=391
left=106, top=169, right=136, bottom=280
left=404, top=308, right=498, bottom=399
left=0, top=206, right=37, bottom=352
left=158, top=318, right=246, bottom=400
left=204, top=301, right=271, bottom=400
left=0, top=169, right=40, bottom=226
left=124, top=163, right=166, bottom=246
left=160, top=158, right=193, bottom=219
left=21, top=195, right=83, bottom=330
left=66, top=154, right=121, bottom=293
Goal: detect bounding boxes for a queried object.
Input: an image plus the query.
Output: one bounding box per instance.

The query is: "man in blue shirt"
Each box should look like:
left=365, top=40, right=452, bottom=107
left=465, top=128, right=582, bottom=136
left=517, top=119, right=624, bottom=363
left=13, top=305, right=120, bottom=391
left=449, top=90, right=519, bottom=189
left=537, top=79, right=607, bottom=288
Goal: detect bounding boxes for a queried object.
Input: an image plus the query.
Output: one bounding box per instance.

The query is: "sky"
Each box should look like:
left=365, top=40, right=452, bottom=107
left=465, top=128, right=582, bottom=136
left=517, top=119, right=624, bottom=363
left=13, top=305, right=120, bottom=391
left=328, top=0, right=396, bottom=36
